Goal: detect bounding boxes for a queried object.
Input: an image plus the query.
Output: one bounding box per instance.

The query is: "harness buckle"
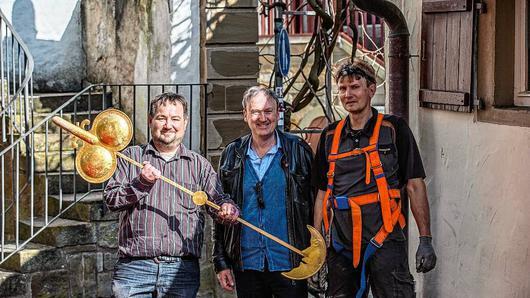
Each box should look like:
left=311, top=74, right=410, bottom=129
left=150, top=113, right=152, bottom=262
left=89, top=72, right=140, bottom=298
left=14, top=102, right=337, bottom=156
left=370, top=238, right=383, bottom=248
left=327, top=172, right=335, bottom=178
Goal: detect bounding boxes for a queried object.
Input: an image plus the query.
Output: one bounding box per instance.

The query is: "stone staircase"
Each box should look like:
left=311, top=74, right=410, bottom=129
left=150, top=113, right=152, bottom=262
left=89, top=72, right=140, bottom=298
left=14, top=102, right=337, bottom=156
left=0, top=93, right=118, bottom=297
left=0, top=193, right=118, bottom=297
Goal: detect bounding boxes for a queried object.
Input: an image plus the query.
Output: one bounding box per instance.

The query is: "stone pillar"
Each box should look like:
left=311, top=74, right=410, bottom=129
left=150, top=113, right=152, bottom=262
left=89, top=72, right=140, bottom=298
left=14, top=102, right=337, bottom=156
left=201, top=1, right=258, bottom=297
left=204, top=0, right=259, bottom=167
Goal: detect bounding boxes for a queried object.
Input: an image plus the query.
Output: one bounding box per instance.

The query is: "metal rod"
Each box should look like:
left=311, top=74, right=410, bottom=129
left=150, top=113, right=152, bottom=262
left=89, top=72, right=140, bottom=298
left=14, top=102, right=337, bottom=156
left=15, top=143, right=19, bottom=246
left=44, top=121, right=49, bottom=225
left=1, top=155, right=5, bottom=260
left=189, top=86, right=193, bottom=147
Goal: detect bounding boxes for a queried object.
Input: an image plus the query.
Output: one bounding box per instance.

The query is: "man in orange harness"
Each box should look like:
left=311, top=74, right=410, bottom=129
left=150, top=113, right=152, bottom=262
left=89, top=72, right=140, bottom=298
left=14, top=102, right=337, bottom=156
left=312, top=59, right=437, bottom=297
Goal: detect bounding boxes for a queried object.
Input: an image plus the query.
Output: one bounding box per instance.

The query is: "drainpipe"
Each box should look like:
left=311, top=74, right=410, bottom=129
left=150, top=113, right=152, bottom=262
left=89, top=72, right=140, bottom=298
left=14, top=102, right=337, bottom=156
left=353, top=0, right=409, bottom=121
left=353, top=0, right=411, bottom=235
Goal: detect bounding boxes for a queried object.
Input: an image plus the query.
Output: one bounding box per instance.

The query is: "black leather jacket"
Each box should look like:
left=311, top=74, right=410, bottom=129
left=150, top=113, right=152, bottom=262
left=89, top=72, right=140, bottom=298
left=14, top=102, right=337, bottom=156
left=212, top=130, right=314, bottom=273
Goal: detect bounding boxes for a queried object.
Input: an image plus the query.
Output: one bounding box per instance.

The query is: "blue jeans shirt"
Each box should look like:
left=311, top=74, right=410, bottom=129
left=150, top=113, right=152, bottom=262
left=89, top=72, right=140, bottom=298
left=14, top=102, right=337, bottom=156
left=240, top=151, right=291, bottom=271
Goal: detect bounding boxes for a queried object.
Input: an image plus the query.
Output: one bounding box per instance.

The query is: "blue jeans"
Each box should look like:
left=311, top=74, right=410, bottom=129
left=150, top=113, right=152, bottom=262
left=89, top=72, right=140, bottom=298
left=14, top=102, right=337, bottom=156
left=112, top=257, right=200, bottom=298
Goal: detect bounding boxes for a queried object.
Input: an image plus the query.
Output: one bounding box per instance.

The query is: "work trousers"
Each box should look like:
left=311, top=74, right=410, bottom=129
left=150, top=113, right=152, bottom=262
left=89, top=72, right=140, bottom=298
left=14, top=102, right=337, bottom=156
left=233, top=269, right=308, bottom=298
left=326, top=239, right=415, bottom=298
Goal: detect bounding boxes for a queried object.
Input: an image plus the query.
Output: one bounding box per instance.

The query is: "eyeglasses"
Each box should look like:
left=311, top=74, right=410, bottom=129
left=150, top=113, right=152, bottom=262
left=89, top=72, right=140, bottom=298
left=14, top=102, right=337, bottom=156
left=337, top=65, right=376, bottom=84
left=254, top=181, right=265, bottom=209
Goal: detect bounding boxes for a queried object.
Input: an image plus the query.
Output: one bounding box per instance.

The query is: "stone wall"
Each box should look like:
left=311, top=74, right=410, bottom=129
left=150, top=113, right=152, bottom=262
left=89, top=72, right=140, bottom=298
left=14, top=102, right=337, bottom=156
left=204, top=0, right=259, bottom=167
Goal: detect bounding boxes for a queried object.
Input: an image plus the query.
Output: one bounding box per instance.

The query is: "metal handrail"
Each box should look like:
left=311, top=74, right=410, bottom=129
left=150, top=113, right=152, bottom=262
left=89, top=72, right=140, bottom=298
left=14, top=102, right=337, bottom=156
left=0, top=7, right=35, bottom=265
left=0, top=8, right=34, bottom=132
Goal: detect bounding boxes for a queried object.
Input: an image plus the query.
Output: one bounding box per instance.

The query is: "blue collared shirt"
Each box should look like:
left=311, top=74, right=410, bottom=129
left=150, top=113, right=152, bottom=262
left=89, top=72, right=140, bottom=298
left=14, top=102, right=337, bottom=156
left=246, top=132, right=282, bottom=181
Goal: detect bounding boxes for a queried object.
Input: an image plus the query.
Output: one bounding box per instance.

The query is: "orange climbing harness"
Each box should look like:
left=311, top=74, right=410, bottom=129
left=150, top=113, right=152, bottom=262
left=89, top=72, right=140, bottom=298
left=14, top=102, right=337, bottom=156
left=322, top=113, right=406, bottom=268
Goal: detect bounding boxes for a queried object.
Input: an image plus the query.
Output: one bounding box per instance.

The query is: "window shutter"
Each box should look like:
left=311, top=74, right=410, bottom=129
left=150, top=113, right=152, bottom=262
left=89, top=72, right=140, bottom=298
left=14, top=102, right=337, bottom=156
left=420, top=0, right=476, bottom=112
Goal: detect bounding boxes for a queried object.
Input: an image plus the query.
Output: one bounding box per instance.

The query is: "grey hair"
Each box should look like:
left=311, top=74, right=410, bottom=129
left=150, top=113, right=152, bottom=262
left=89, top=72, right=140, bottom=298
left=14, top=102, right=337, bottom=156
left=241, top=86, right=278, bottom=110
left=149, top=92, right=188, bottom=118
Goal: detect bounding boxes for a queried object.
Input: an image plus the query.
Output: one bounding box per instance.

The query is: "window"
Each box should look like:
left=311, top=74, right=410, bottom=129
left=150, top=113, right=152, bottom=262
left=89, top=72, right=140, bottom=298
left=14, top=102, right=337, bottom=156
left=514, top=0, right=530, bottom=106
left=419, top=0, right=474, bottom=112
left=475, top=0, right=530, bottom=127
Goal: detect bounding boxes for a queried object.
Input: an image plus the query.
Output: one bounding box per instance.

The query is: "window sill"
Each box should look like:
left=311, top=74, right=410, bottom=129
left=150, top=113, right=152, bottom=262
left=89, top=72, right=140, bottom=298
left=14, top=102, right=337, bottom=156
left=477, top=105, right=530, bottom=127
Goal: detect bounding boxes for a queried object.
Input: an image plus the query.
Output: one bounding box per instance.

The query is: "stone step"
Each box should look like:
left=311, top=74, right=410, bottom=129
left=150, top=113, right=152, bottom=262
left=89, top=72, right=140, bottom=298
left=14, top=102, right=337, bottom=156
left=0, top=269, right=29, bottom=297
left=12, top=132, right=76, bottom=152
left=19, top=217, right=96, bottom=247
left=49, top=192, right=117, bottom=222
left=6, top=110, right=102, bottom=134
left=0, top=242, right=63, bottom=273
left=31, top=92, right=111, bottom=113
left=34, top=150, right=76, bottom=173
left=35, top=172, right=102, bottom=195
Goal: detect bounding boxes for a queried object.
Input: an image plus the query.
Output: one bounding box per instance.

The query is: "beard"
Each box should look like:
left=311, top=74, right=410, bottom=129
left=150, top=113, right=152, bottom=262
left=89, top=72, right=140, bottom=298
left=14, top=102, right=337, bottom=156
left=155, top=131, right=183, bottom=147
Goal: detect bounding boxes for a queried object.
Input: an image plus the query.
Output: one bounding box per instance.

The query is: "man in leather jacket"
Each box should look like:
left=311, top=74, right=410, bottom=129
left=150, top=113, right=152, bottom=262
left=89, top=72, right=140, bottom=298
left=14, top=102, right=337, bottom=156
left=212, top=86, right=314, bottom=298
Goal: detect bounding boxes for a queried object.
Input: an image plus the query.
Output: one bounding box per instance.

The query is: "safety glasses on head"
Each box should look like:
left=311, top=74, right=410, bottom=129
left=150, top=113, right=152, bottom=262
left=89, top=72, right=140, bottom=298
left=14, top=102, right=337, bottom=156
left=336, top=65, right=376, bottom=85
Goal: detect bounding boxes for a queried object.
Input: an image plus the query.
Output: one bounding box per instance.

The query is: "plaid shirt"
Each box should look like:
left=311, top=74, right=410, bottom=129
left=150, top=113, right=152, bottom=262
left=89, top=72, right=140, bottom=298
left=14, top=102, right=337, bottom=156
left=104, top=142, right=231, bottom=258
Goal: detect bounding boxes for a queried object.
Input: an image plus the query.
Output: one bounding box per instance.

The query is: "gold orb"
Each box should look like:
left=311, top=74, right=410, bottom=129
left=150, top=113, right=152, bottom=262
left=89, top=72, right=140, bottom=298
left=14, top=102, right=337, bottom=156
left=92, top=109, right=133, bottom=151
left=192, top=191, right=208, bottom=206
left=76, top=144, right=117, bottom=184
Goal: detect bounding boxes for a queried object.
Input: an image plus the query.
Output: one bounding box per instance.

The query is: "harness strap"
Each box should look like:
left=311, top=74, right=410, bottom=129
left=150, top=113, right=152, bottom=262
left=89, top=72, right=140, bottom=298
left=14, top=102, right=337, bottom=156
left=368, top=114, right=394, bottom=233
left=323, top=113, right=397, bottom=253
left=322, top=118, right=347, bottom=233
left=355, top=199, right=405, bottom=298
left=344, top=189, right=402, bottom=267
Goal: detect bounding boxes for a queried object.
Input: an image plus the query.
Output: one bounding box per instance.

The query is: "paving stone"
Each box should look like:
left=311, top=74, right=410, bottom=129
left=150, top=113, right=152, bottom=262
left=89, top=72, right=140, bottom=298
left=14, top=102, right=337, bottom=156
left=206, top=10, right=258, bottom=44
left=95, top=221, right=118, bottom=248
left=207, top=47, right=259, bottom=79
left=31, top=92, right=110, bottom=113
left=206, top=0, right=257, bottom=8
left=49, top=191, right=117, bottom=222
left=97, top=271, right=113, bottom=297
left=12, top=133, right=75, bottom=152
left=0, top=242, right=64, bottom=273
left=208, top=84, right=226, bottom=111
left=64, top=252, right=98, bottom=297
left=0, top=270, right=29, bottom=297
left=33, top=151, right=75, bottom=173
left=225, top=85, right=249, bottom=111
left=102, top=251, right=118, bottom=271
left=8, top=111, right=100, bottom=134
left=208, top=117, right=250, bottom=149
left=30, top=269, right=70, bottom=298
left=60, top=244, right=97, bottom=254
left=35, top=172, right=99, bottom=195
left=20, top=217, right=96, bottom=247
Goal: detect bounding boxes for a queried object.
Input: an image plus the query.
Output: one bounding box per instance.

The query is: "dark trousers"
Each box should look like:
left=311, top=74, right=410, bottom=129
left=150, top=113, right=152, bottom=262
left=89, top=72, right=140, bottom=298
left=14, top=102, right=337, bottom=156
left=326, top=240, right=415, bottom=298
left=233, top=269, right=308, bottom=298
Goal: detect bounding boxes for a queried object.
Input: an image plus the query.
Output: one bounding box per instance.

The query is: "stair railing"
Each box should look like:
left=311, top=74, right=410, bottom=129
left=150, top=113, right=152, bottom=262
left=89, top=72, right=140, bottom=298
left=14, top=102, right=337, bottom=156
left=0, top=8, right=35, bottom=264
left=0, top=83, right=208, bottom=265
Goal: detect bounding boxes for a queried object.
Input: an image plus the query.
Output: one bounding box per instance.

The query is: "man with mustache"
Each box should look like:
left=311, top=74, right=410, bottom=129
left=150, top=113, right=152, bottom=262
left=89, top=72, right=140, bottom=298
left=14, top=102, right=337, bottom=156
left=104, top=92, right=239, bottom=297
left=213, top=86, right=314, bottom=298
left=312, top=59, right=437, bottom=297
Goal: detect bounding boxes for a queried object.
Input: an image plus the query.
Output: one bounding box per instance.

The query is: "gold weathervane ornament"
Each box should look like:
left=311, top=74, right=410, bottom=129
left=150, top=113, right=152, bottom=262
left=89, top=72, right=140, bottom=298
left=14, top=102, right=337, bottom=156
left=52, top=108, right=326, bottom=280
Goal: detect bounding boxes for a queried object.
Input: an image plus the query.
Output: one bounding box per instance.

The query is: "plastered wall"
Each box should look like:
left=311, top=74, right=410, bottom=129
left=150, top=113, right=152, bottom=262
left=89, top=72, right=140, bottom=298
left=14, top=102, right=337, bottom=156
left=391, top=0, right=530, bottom=297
